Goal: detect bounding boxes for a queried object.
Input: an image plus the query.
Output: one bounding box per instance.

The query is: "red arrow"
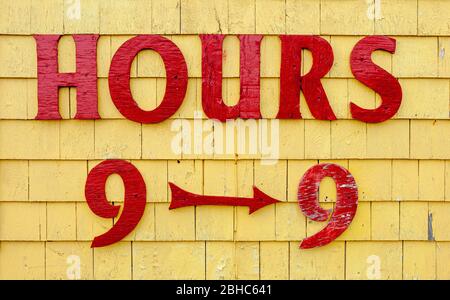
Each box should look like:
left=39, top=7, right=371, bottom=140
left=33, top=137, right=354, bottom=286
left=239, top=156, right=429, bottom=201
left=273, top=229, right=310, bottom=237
left=169, top=183, right=281, bottom=214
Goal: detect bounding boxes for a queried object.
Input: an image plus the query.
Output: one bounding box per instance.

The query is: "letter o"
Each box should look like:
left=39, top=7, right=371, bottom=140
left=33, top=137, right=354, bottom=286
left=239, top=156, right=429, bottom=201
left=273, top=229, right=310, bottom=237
left=109, top=35, right=188, bottom=123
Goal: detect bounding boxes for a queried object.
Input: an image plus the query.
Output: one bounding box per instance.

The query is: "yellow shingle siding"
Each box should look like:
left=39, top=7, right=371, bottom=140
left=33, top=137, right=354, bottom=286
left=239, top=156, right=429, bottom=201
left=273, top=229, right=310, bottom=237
left=1, top=0, right=449, bottom=279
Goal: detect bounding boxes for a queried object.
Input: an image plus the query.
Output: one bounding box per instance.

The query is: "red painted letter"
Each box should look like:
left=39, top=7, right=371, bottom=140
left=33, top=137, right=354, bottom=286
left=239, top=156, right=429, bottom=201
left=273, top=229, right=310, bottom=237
left=298, top=164, right=358, bottom=249
left=278, top=35, right=336, bottom=120
left=109, top=35, right=188, bottom=123
left=350, top=36, right=402, bottom=123
left=200, top=35, right=263, bottom=121
left=85, top=160, right=147, bottom=248
left=34, top=35, right=99, bottom=120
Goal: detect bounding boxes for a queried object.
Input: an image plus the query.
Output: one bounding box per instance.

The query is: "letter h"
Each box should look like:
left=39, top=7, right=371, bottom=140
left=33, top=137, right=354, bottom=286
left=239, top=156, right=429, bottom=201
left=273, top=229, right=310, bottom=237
left=34, top=35, right=100, bottom=120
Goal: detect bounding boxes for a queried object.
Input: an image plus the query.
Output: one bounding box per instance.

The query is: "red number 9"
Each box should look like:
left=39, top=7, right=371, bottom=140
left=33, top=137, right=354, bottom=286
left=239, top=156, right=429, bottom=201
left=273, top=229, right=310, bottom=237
left=85, top=160, right=147, bottom=248
left=298, top=163, right=358, bottom=249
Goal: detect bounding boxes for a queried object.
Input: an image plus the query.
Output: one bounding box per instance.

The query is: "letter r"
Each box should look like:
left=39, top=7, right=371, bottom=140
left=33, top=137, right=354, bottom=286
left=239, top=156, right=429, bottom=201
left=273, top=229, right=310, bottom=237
left=278, top=35, right=336, bottom=120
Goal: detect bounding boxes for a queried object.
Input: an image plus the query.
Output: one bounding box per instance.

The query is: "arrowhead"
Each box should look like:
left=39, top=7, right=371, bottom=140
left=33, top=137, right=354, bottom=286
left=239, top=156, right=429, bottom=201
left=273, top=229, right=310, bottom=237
left=249, top=187, right=281, bottom=214
left=168, top=182, right=189, bottom=210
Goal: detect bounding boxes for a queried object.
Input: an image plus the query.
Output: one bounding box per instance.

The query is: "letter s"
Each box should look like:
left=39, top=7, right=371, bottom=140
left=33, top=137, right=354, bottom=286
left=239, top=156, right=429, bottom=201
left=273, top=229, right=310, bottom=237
left=350, top=36, right=402, bottom=123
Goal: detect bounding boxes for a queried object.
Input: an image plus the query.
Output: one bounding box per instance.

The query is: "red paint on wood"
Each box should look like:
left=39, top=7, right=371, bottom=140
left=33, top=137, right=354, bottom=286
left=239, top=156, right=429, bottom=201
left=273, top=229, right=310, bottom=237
left=277, top=35, right=336, bottom=120
left=350, top=36, right=403, bottom=123
left=298, top=163, right=358, bottom=249
left=34, top=34, right=100, bottom=120
left=200, top=35, right=263, bottom=121
left=109, top=35, right=188, bottom=123
left=169, top=182, right=280, bottom=214
left=85, top=160, right=146, bottom=248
